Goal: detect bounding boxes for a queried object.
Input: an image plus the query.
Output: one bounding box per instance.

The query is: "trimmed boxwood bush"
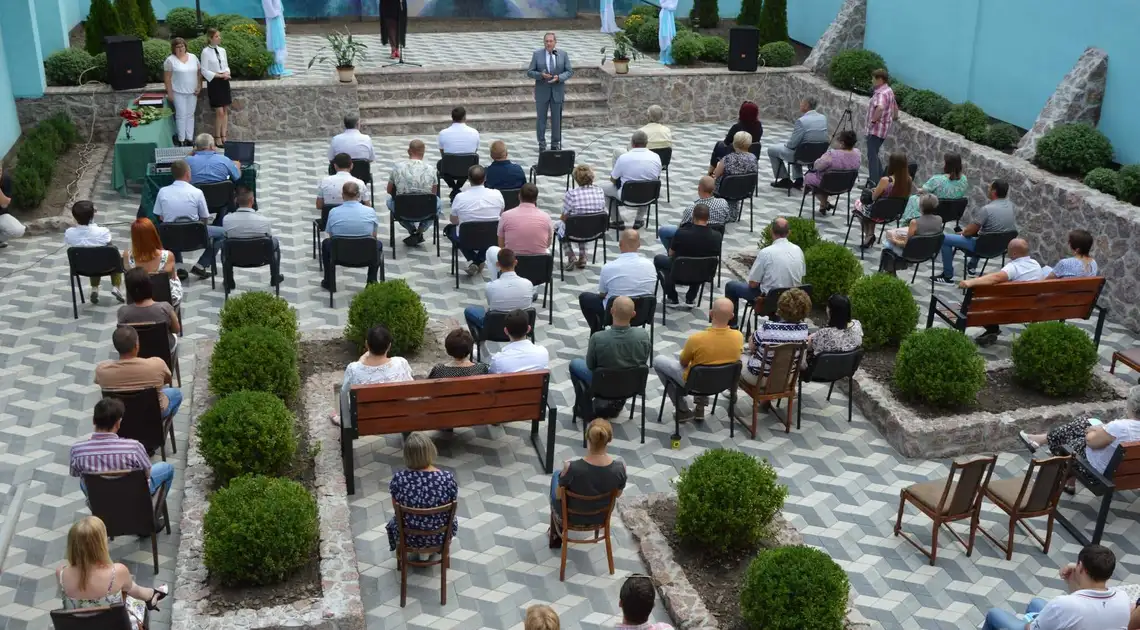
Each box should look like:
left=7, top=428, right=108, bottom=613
left=218, top=291, right=298, bottom=342
left=675, top=449, right=787, bottom=552
left=803, top=242, right=862, bottom=308
left=203, top=475, right=318, bottom=586
left=632, top=17, right=660, bottom=52
left=759, top=41, right=795, bottom=68
left=10, top=168, right=46, bottom=209
left=984, top=123, right=1022, bottom=153
left=827, top=49, right=885, bottom=93
left=165, top=7, right=202, bottom=39
left=700, top=36, right=729, bottom=63
left=142, top=38, right=171, bottom=83
left=850, top=273, right=918, bottom=349
left=345, top=280, right=429, bottom=356
left=902, top=89, right=952, bottom=126
left=1083, top=167, right=1119, bottom=196
left=44, top=48, right=97, bottom=87
left=670, top=31, right=703, bottom=65
left=940, top=102, right=989, bottom=143
left=894, top=328, right=985, bottom=408
left=629, top=4, right=658, bottom=18
left=209, top=326, right=300, bottom=402
left=198, top=391, right=297, bottom=484
left=1116, top=164, right=1140, bottom=205
left=1011, top=322, right=1098, bottom=397
left=84, top=0, right=122, bottom=55
left=890, top=81, right=915, bottom=109
left=1034, top=123, right=1113, bottom=177
left=740, top=546, right=848, bottom=630
left=186, top=34, right=209, bottom=58
left=44, top=113, right=80, bottom=148
left=760, top=216, right=820, bottom=251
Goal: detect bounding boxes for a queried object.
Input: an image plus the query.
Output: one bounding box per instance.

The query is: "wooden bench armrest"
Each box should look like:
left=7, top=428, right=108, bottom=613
left=1061, top=443, right=1116, bottom=491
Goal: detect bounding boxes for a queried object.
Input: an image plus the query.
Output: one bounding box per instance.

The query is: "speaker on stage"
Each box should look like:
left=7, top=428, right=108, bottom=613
left=728, top=27, right=760, bottom=72
left=105, top=35, right=146, bottom=90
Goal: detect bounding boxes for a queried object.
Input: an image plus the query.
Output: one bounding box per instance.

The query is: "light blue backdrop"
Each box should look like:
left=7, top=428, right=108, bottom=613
left=0, top=29, right=19, bottom=159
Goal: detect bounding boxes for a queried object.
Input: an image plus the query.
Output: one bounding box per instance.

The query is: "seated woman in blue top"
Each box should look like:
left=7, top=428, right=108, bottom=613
left=386, top=432, right=459, bottom=554
left=1044, top=228, right=1098, bottom=279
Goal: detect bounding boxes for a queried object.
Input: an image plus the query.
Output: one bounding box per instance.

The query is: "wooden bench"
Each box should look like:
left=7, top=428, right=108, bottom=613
left=1057, top=440, right=1140, bottom=545
left=926, top=276, right=1108, bottom=348
left=343, top=371, right=557, bottom=495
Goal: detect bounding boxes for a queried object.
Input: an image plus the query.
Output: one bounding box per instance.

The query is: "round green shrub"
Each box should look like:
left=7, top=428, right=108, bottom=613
left=803, top=242, right=863, bottom=308
left=760, top=216, right=820, bottom=251
left=675, top=449, right=787, bottom=552
left=699, top=35, right=729, bottom=63
left=1083, top=167, right=1119, bottom=196
left=741, top=546, right=848, bottom=630
left=198, top=392, right=297, bottom=484
left=890, top=81, right=915, bottom=109
left=209, top=326, right=300, bottom=402
left=9, top=167, right=46, bottom=209
left=17, top=138, right=57, bottom=183
left=1011, top=322, right=1098, bottom=397
left=91, top=53, right=108, bottom=83
left=44, top=48, right=97, bottom=87
left=827, top=49, right=886, bottom=93
left=345, top=280, right=428, bottom=356
left=902, top=89, right=953, bottom=126
left=633, top=17, right=660, bottom=52
left=940, top=102, right=989, bottom=143
left=142, top=38, right=171, bottom=83
left=223, top=31, right=274, bottom=79
left=165, top=7, right=202, bottom=39
left=218, top=291, right=298, bottom=342
left=203, top=475, right=318, bottom=587
left=45, top=113, right=80, bottom=149
left=203, top=13, right=253, bottom=30
left=849, top=273, right=918, bottom=349
left=759, top=41, right=795, bottom=67
left=186, top=35, right=209, bottom=58
left=1034, top=123, right=1114, bottom=177
left=670, top=31, right=703, bottom=65
left=629, top=4, right=659, bottom=17
left=984, top=123, right=1023, bottom=152
left=1116, top=164, right=1140, bottom=206
left=894, top=328, right=985, bottom=408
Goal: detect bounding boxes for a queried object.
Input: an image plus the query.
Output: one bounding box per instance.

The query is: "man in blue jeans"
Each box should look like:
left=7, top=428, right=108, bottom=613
left=71, top=398, right=175, bottom=497
left=936, top=179, right=1018, bottom=283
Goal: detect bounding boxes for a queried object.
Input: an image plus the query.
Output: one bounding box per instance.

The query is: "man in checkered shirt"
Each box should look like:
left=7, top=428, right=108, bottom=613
left=656, top=176, right=731, bottom=251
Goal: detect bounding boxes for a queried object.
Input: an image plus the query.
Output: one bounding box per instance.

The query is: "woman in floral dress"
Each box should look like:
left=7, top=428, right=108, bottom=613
left=386, top=432, right=460, bottom=552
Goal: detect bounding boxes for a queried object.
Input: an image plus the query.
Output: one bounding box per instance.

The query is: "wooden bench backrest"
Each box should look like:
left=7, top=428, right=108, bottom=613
left=964, top=276, right=1105, bottom=328
left=1110, top=441, right=1140, bottom=492
left=351, top=371, right=550, bottom=436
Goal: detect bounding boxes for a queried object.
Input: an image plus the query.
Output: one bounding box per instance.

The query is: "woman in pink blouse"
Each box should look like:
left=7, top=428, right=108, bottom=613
left=803, top=130, right=861, bottom=215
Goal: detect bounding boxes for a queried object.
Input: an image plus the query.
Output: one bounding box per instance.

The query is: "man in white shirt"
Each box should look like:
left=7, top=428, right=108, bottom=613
left=317, top=152, right=372, bottom=208
left=959, top=238, right=1044, bottom=345
left=64, top=200, right=123, bottom=304
left=578, top=229, right=656, bottom=333
left=601, top=130, right=661, bottom=230
left=438, top=106, right=481, bottom=201
left=464, top=248, right=534, bottom=343
left=489, top=309, right=549, bottom=374
left=446, top=165, right=504, bottom=276
left=327, top=114, right=375, bottom=162
left=222, top=189, right=283, bottom=287
left=981, top=544, right=1132, bottom=630
left=724, top=217, right=805, bottom=328
left=153, top=159, right=224, bottom=279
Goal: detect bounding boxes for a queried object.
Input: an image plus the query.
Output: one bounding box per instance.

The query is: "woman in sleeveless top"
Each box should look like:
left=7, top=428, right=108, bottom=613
left=852, top=152, right=912, bottom=249
left=58, top=517, right=166, bottom=627
left=124, top=218, right=181, bottom=306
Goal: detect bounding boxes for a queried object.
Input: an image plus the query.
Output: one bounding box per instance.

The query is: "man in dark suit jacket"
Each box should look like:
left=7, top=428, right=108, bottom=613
left=654, top=203, right=722, bottom=305
left=526, top=32, right=573, bottom=152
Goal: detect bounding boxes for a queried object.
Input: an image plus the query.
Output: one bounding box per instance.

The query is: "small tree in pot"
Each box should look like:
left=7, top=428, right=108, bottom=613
left=601, top=31, right=640, bottom=75
left=308, top=27, right=369, bottom=83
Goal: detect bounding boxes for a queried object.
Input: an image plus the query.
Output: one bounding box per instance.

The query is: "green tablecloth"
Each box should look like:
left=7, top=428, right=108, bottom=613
left=111, top=104, right=176, bottom=194
left=138, top=163, right=259, bottom=223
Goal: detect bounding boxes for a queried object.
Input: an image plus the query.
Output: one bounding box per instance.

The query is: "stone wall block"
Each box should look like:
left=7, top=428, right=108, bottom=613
left=803, top=0, right=868, bottom=74
left=1014, top=47, right=1108, bottom=160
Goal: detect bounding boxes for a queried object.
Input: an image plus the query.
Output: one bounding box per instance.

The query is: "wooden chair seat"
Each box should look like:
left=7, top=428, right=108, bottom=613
left=737, top=342, right=804, bottom=435
left=894, top=455, right=996, bottom=565
left=984, top=478, right=1035, bottom=510
left=556, top=488, right=619, bottom=582
left=904, top=480, right=961, bottom=515
left=979, top=455, right=1069, bottom=559
left=394, top=500, right=457, bottom=608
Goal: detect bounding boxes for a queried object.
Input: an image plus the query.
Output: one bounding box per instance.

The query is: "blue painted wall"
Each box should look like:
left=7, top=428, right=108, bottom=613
left=0, top=0, right=46, bottom=99
left=0, top=29, right=19, bottom=158
left=787, top=0, right=842, bottom=46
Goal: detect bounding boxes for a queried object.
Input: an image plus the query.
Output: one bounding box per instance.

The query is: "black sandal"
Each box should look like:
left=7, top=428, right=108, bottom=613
left=146, top=587, right=168, bottom=611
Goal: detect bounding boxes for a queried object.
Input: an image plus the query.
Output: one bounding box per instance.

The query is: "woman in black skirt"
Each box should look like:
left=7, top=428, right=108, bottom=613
left=200, top=28, right=233, bottom=147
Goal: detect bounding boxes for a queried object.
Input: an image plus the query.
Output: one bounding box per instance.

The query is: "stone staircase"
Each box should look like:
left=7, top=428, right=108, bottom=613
left=356, top=66, right=610, bottom=136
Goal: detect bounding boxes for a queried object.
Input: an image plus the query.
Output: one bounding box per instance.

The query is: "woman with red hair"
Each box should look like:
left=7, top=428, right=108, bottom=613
left=121, top=218, right=181, bottom=306
left=709, top=100, right=763, bottom=174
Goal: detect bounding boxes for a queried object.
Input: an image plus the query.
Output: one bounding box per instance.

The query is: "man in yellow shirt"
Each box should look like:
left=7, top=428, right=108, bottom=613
left=653, top=297, right=743, bottom=422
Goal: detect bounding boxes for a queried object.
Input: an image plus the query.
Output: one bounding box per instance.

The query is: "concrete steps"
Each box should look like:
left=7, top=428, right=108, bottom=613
left=361, top=108, right=611, bottom=135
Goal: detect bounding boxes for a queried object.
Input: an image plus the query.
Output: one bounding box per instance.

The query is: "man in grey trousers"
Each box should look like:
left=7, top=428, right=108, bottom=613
left=767, top=97, right=829, bottom=189
left=526, top=32, right=573, bottom=152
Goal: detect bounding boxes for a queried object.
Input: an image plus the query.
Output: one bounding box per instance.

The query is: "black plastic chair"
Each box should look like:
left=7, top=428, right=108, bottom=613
left=557, top=213, right=609, bottom=280
left=611, top=180, right=661, bottom=233
left=748, top=143, right=764, bottom=161
left=529, top=150, right=576, bottom=191
left=51, top=602, right=138, bottom=630
left=799, top=168, right=859, bottom=219
left=149, top=272, right=182, bottom=337
left=389, top=194, right=440, bottom=259
left=514, top=254, right=555, bottom=325
left=351, top=159, right=374, bottom=200
left=845, top=196, right=907, bottom=259
left=650, top=147, right=673, bottom=202
left=655, top=256, right=719, bottom=324
left=157, top=221, right=217, bottom=289
left=449, top=220, right=499, bottom=289
left=740, top=284, right=814, bottom=336
left=599, top=294, right=657, bottom=354
left=470, top=308, right=537, bottom=362
left=127, top=321, right=181, bottom=388
left=100, top=387, right=174, bottom=461
left=894, top=232, right=945, bottom=286
left=66, top=246, right=123, bottom=319
left=312, top=203, right=340, bottom=268
left=327, top=236, right=384, bottom=307
left=570, top=365, right=650, bottom=443
left=714, top=172, right=758, bottom=231
left=83, top=469, right=170, bottom=574
left=657, top=362, right=741, bottom=445
left=196, top=180, right=235, bottom=221
left=438, top=153, right=480, bottom=195
left=222, top=237, right=278, bottom=300
left=936, top=198, right=968, bottom=232
left=500, top=188, right=522, bottom=211
left=957, top=230, right=1018, bottom=278
left=797, top=349, right=864, bottom=429
left=783, top=141, right=830, bottom=196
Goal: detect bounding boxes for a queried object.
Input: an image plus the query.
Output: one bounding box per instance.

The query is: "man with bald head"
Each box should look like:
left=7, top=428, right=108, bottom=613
left=724, top=216, right=805, bottom=328
left=658, top=176, right=732, bottom=251
left=579, top=229, right=656, bottom=333
left=959, top=237, right=1043, bottom=345
left=387, top=139, right=441, bottom=246
left=569, top=295, right=651, bottom=416
left=654, top=297, right=744, bottom=422
left=601, top=130, right=662, bottom=230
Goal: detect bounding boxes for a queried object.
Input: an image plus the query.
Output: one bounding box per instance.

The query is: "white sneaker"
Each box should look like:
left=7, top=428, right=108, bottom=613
left=110, top=287, right=125, bottom=303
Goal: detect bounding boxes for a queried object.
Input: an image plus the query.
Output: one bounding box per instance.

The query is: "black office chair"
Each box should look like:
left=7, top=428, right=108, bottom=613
left=127, top=321, right=181, bottom=387
left=657, top=362, right=742, bottom=445
left=783, top=141, right=830, bottom=196
left=196, top=180, right=236, bottom=221
left=739, top=284, right=814, bottom=336
left=312, top=203, right=340, bottom=269
left=748, top=143, right=764, bottom=161
left=570, top=365, right=650, bottom=443
left=101, top=387, right=173, bottom=460
left=957, top=230, right=1018, bottom=278
left=222, top=237, right=279, bottom=300
left=389, top=194, right=440, bottom=259
left=449, top=220, right=499, bottom=289
left=500, top=188, right=522, bottom=211
left=438, top=153, right=479, bottom=198
left=514, top=254, right=555, bottom=325
left=149, top=272, right=182, bottom=337
left=611, top=180, right=661, bottom=233
left=714, top=172, right=758, bottom=231
left=326, top=236, right=384, bottom=307
left=557, top=213, right=609, bottom=280
left=799, top=168, right=859, bottom=219
left=845, top=196, right=907, bottom=259
left=891, top=232, right=945, bottom=286
left=936, top=198, right=968, bottom=232
left=650, top=147, right=673, bottom=202
left=798, top=349, right=864, bottom=428
left=655, top=256, right=719, bottom=324
left=529, top=150, right=576, bottom=191
left=66, top=246, right=123, bottom=319
left=83, top=468, right=170, bottom=574
left=157, top=221, right=217, bottom=289
left=470, top=308, right=537, bottom=362
left=599, top=294, right=657, bottom=354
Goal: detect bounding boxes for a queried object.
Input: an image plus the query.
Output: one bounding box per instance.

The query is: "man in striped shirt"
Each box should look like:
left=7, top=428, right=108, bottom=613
left=69, top=398, right=174, bottom=496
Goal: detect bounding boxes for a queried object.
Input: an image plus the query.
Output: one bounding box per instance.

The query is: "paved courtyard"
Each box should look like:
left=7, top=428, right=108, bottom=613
left=0, top=120, right=1138, bottom=630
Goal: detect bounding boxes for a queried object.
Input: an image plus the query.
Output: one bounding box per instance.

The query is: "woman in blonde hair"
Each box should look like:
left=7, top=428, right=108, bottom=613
left=712, top=130, right=759, bottom=219
left=385, top=431, right=459, bottom=553
left=525, top=603, right=561, bottom=630
left=549, top=418, right=627, bottom=547
left=555, top=164, right=609, bottom=271
left=57, top=516, right=166, bottom=624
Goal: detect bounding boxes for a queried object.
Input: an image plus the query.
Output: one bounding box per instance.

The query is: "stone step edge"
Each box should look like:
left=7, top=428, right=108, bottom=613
left=359, top=93, right=608, bottom=110
left=361, top=108, right=610, bottom=125
left=354, top=65, right=607, bottom=77
left=357, top=77, right=605, bottom=92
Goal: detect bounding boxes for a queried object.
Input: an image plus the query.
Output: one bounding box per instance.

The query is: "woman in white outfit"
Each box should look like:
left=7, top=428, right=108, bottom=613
left=200, top=28, right=232, bottom=147
left=163, top=38, right=200, bottom=147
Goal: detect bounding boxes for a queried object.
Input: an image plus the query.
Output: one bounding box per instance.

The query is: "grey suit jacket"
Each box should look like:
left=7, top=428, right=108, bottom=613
left=526, top=48, right=573, bottom=104
left=786, top=110, right=829, bottom=150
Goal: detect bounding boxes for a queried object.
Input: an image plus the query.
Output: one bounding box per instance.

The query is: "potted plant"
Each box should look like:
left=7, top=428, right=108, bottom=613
left=308, top=27, right=368, bottom=83
left=600, top=32, right=640, bottom=75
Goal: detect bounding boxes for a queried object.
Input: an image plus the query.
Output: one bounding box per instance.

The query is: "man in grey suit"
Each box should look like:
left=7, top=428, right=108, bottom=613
left=768, top=97, right=829, bottom=189
left=526, top=32, right=573, bottom=152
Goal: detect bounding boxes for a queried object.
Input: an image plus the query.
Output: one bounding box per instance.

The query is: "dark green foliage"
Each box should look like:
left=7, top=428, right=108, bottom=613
left=165, top=7, right=202, bottom=39
left=142, top=38, right=171, bottom=83
left=759, top=41, right=795, bottom=68
left=675, top=449, right=787, bottom=552
left=902, top=90, right=953, bottom=125
left=137, top=0, right=157, bottom=37
left=629, top=4, right=659, bottom=18
left=92, top=53, right=108, bottom=83
left=8, top=116, right=77, bottom=209
left=114, top=0, right=148, bottom=39
left=203, top=475, right=318, bottom=586
left=1115, top=164, right=1140, bottom=205
left=17, top=133, right=58, bottom=183
left=827, top=49, right=885, bottom=93
left=1012, top=322, right=1098, bottom=397
left=700, top=36, right=729, bottom=63
left=760, top=216, right=820, bottom=251
left=1083, top=167, right=1119, bottom=196
left=44, top=113, right=80, bottom=148
left=9, top=168, right=46, bottom=209
left=219, top=291, right=298, bottom=342
left=209, top=326, right=300, bottom=402
left=803, top=242, right=863, bottom=307
left=1034, top=123, right=1114, bottom=177
left=894, top=328, right=985, bottom=408
left=203, top=13, right=251, bottom=30
left=940, top=102, right=989, bottom=143
left=984, top=123, right=1022, bottom=152
left=696, top=0, right=719, bottom=29
left=44, top=49, right=97, bottom=87
left=740, top=546, right=848, bottom=630
left=756, top=0, right=788, bottom=46
left=186, top=35, right=209, bottom=58
left=345, top=280, right=429, bottom=356
left=737, top=0, right=761, bottom=27
left=670, top=31, right=703, bottom=65
left=84, top=0, right=122, bottom=55
left=850, top=273, right=918, bottom=349
left=198, top=392, right=297, bottom=484
left=632, top=17, right=660, bottom=52
left=890, top=81, right=914, bottom=110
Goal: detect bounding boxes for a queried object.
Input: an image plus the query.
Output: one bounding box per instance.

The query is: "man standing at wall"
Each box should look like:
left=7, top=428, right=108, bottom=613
left=864, top=68, right=899, bottom=188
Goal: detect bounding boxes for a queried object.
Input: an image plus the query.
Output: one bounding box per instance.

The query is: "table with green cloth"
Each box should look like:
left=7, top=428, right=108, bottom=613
left=111, top=103, right=176, bottom=194
left=137, top=163, right=259, bottom=223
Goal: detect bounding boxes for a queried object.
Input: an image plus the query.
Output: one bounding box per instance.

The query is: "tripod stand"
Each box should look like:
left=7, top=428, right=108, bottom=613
left=383, top=45, right=421, bottom=68
left=830, top=88, right=857, bottom=144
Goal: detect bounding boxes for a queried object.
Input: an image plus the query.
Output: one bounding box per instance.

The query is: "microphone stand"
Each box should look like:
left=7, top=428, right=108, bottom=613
left=383, top=46, right=421, bottom=68
left=382, top=0, right=421, bottom=68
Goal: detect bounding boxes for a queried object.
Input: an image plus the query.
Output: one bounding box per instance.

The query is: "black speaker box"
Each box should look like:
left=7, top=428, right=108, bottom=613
left=105, top=35, right=147, bottom=90
left=728, top=27, right=760, bottom=72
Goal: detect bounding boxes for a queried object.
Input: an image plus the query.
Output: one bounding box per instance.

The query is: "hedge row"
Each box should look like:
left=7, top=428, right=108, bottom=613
left=622, top=9, right=793, bottom=68
left=9, top=113, right=80, bottom=209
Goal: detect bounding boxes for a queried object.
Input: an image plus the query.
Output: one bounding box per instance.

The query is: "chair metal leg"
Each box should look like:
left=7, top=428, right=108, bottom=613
left=70, top=275, right=80, bottom=319
left=847, top=377, right=854, bottom=422
left=796, top=378, right=803, bottom=430
left=559, top=240, right=565, bottom=282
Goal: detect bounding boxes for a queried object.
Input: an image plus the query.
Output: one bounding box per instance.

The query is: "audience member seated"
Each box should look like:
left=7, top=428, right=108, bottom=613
left=618, top=574, right=676, bottom=630
left=981, top=544, right=1131, bottom=630
left=803, top=130, right=861, bottom=214
left=223, top=189, right=283, bottom=284
left=724, top=217, right=805, bottom=327
left=741, top=288, right=811, bottom=386
left=880, top=193, right=943, bottom=275
left=387, top=140, right=439, bottom=246
left=65, top=200, right=122, bottom=304
left=124, top=218, right=181, bottom=304
left=327, top=114, right=375, bottom=163
left=901, top=152, right=967, bottom=223
left=653, top=297, right=743, bottom=422
left=936, top=179, right=1018, bottom=283
left=184, top=133, right=240, bottom=185
left=69, top=397, right=174, bottom=496
left=489, top=309, right=549, bottom=373
left=654, top=203, right=723, bottom=306
left=153, top=159, right=223, bottom=279
left=548, top=418, right=627, bottom=547
left=117, top=268, right=180, bottom=351
left=579, top=229, right=656, bottom=333
left=602, top=130, right=662, bottom=230
left=95, top=325, right=180, bottom=421
left=485, top=140, right=527, bottom=190
left=464, top=248, right=534, bottom=342
left=804, top=294, right=863, bottom=377
left=658, top=176, right=731, bottom=251
left=524, top=604, right=561, bottom=630
left=438, top=106, right=481, bottom=201
left=768, top=97, right=828, bottom=190
left=958, top=237, right=1042, bottom=345
left=320, top=152, right=373, bottom=208
left=852, top=151, right=912, bottom=250
left=569, top=296, right=651, bottom=416
left=446, top=165, right=505, bottom=277
left=321, top=181, right=382, bottom=290
left=0, top=165, right=26, bottom=248
left=57, top=516, right=166, bottom=627
left=611, top=105, right=673, bottom=164
left=385, top=432, right=459, bottom=555
left=555, top=165, right=607, bottom=271
left=485, top=182, right=553, bottom=266
left=713, top=131, right=759, bottom=217
left=336, top=324, right=414, bottom=426
left=1045, top=228, right=1098, bottom=279
left=428, top=329, right=489, bottom=378
left=709, top=100, right=763, bottom=173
